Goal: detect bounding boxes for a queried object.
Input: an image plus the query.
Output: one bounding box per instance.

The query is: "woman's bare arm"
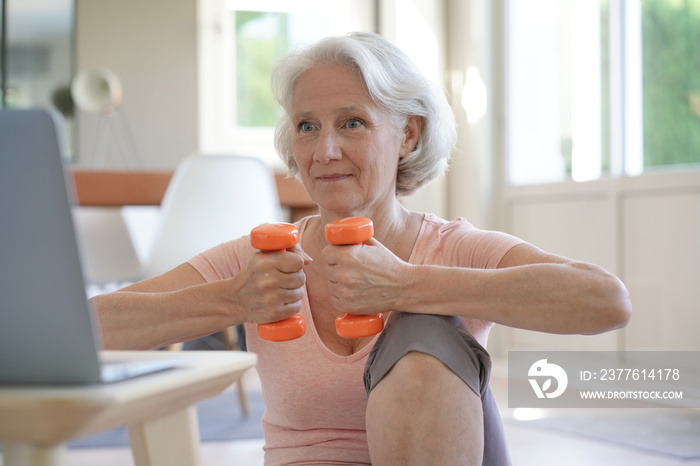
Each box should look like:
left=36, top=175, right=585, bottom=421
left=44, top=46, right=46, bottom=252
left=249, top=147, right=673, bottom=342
left=324, top=241, right=631, bottom=335
left=91, top=263, right=234, bottom=350
left=411, top=243, right=631, bottom=334
left=92, top=249, right=308, bottom=350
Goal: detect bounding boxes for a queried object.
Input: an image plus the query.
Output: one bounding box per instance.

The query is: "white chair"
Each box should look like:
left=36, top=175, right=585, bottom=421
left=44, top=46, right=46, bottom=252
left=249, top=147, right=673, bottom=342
left=142, top=154, right=283, bottom=278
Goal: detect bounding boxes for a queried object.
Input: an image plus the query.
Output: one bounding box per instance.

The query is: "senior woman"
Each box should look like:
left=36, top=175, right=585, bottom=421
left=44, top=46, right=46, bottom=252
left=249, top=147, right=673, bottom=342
left=92, top=32, right=632, bottom=465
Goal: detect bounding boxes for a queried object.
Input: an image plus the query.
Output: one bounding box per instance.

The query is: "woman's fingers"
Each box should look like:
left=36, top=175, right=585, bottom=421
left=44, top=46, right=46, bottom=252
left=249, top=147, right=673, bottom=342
left=234, top=250, right=307, bottom=324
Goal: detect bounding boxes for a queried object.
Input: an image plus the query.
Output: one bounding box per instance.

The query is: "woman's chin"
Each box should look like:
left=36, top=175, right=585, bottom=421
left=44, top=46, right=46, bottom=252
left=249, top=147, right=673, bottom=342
left=312, top=190, right=360, bottom=212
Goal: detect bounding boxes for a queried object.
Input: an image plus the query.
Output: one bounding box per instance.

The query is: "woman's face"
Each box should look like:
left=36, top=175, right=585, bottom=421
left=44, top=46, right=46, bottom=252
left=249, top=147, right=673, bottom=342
left=290, top=64, right=415, bottom=217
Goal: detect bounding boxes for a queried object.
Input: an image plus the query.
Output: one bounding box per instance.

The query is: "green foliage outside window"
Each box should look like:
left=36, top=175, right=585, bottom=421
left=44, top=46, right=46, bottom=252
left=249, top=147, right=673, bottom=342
left=235, top=11, right=290, bottom=127
left=641, top=0, right=700, bottom=169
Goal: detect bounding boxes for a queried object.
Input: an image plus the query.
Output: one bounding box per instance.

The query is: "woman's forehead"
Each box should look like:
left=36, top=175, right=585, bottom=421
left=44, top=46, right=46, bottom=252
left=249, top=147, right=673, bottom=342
left=294, top=64, right=365, bottom=94
left=291, top=65, right=376, bottom=113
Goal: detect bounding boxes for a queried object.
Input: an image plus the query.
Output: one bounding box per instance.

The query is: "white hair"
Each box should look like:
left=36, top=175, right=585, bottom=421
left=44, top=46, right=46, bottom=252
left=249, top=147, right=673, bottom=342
left=271, top=32, right=457, bottom=197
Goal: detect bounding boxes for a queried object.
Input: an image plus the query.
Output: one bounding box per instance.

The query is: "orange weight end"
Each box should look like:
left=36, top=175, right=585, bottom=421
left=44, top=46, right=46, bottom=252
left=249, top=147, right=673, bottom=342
left=335, top=313, right=384, bottom=338
left=258, top=314, right=306, bottom=341
left=325, top=217, right=374, bottom=245
left=251, top=222, right=299, bottom=251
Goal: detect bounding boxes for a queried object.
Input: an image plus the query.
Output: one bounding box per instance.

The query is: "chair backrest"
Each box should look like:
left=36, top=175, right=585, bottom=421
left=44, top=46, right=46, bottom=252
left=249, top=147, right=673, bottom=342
left=142, top=155, right=283, bottom=277
left=73, top=206, right=143, bottom=284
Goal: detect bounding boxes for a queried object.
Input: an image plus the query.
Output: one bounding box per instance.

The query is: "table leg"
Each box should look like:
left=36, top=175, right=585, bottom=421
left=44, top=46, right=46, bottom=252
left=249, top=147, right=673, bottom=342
left=127, top=406, right=202, bottom=466
left=2, top=442, right=67, bottom=466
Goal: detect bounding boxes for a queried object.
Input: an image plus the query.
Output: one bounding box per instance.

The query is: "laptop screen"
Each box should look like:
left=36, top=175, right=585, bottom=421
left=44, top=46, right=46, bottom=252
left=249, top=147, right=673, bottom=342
left=0, top=109, right=104, bottom=384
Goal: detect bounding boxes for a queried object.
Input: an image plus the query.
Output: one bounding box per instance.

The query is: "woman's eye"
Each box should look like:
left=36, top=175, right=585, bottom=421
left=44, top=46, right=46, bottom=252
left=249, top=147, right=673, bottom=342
left=346, top=119, right=362, bottom=129
left=299, top=122, right=315, bottom=132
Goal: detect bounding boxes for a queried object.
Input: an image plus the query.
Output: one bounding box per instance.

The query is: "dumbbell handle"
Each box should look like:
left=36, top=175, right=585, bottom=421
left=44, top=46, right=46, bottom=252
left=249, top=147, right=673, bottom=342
left=250, top=223, right=306, bottom=342
left=325, top=217, right=385, bottom=338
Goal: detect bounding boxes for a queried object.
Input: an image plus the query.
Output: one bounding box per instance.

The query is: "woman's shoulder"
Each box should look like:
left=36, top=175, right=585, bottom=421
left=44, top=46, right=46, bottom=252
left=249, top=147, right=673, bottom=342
left=421, top=212, right=517, bottom=239
left=187, top=233, right=256, bottom=282
left=420, top=213, right=476, bottom=237
left=417, top=213, right=524, bottom=268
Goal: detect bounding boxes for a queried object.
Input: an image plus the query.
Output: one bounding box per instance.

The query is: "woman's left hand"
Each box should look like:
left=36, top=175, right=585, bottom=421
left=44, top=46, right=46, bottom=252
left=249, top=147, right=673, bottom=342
left=321, top=238, right=412, bottom=315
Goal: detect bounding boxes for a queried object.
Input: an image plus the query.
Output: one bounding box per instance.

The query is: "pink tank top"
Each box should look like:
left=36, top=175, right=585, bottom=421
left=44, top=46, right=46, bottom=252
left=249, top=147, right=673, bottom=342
left=189, top=213, right=522, bottom=465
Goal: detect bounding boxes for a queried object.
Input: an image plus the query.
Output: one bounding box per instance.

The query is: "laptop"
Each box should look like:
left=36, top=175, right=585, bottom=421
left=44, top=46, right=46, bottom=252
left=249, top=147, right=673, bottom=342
left=0, top=108, right=188, bottom=384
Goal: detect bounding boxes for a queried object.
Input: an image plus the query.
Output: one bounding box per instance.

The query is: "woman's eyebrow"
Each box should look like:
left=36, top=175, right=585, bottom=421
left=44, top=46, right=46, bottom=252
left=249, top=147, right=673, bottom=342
left=292, top=111, right=313, bottom=121
left=293, top=106, right=368, bottom=120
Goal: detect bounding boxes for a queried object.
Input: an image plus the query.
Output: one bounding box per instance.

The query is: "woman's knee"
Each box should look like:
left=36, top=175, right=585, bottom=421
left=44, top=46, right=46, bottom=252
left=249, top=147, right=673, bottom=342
left=373, top=350, right=471, bottom=400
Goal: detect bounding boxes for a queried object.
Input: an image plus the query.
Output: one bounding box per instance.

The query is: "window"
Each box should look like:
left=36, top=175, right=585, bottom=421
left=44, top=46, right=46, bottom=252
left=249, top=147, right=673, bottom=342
left=505, top=0, right=700, bottom=185
left=198, top=0, right=374, bottom=167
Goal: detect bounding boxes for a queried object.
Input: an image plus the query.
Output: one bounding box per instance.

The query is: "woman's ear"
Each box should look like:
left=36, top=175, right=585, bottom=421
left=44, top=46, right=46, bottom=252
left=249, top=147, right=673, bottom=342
left=399, top=115, right=422, bottom=158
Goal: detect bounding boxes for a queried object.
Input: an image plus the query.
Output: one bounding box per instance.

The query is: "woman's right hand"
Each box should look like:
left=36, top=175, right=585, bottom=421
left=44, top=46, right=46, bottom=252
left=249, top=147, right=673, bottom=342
left=230, top=244, right=311, bottom=324
left=92, top=244, right=310, bottom=350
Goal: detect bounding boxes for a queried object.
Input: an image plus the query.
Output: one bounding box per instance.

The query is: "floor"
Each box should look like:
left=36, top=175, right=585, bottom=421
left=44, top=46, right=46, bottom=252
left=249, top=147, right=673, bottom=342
left=4, top=366, right=698, bottom=466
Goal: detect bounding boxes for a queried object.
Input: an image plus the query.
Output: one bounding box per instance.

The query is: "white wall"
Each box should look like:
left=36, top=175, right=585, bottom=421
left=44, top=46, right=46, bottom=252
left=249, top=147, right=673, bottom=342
left=74, top=0, right=198, bottom=170
left=620, top=174, right=700, bottom=351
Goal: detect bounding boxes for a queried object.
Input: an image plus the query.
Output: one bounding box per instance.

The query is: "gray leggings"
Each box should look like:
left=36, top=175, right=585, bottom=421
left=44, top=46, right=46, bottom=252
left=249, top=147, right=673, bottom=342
left=364, top=312, right=512, bottom=466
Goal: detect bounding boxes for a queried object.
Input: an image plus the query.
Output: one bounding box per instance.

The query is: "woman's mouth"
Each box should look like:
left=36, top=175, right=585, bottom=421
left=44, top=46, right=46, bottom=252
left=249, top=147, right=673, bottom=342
left=317, top=174, right=351, bottom=182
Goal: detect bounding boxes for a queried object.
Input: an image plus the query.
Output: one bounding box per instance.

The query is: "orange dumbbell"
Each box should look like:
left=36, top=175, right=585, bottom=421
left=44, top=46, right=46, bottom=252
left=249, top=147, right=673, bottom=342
left=325, top=217, right=385, bottom=338
left=250, top=222, right=306, bottom=342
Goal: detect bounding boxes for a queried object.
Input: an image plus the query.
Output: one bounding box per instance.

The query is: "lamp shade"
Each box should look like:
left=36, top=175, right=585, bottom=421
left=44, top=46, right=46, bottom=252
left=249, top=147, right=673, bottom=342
left=71, top=68, right=123, bottom=113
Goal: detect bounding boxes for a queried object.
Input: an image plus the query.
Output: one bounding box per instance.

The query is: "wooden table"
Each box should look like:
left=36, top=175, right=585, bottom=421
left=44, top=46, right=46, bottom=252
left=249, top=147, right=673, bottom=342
left=70, top=170, right=317, bottom=221
left=0, top=350, right=257, bottom=466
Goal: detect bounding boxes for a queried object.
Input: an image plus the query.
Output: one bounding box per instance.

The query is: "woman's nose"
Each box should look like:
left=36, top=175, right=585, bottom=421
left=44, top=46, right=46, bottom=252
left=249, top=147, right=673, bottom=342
left=314, top=128, right=342, bottom=163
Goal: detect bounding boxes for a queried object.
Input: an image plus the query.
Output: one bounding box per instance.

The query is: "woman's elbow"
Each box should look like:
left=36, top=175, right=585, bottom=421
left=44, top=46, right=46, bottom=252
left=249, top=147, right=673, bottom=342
left=598, top=275, right=633, bottom=333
